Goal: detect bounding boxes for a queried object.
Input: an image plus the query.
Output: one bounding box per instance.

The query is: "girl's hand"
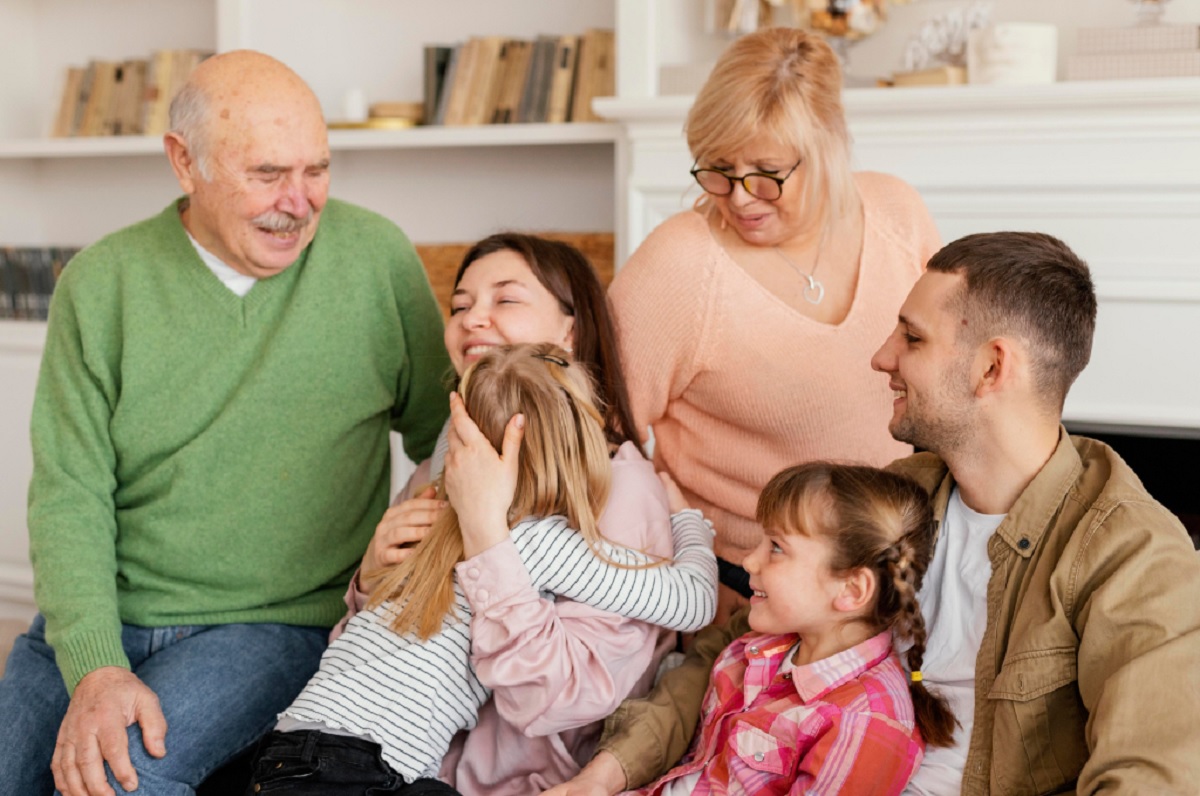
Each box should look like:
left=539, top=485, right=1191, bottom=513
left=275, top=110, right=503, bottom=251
left=444, top=391, right=525, bottom=558
left=358, top=485, right=446, bottom=594
left=658, top=471, right=691, bottom=513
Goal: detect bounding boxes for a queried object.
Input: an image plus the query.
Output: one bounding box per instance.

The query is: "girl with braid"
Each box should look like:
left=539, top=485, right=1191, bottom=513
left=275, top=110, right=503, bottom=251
left=629, top=462, right=955, bottom=796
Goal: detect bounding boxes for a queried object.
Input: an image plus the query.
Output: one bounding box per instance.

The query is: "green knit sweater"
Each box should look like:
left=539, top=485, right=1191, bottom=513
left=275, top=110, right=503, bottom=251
left=28, top=199, right=451, bottom=692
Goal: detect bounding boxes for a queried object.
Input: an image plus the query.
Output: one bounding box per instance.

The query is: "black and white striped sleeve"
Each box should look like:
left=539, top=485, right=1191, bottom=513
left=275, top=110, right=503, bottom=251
left=508, top=509, right=717, bottom=632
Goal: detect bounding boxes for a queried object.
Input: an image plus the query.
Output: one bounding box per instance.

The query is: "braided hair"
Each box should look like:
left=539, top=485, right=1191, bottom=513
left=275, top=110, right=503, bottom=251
left=756, top=462, right=958, bottom=747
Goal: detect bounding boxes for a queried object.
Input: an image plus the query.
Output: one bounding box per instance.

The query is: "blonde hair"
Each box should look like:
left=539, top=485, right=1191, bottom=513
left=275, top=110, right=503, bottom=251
left=686, top=27, right=855, bottom=234
left=757, top=462, right=958, bottom=748
left=367, top=343, right=616, bottom=639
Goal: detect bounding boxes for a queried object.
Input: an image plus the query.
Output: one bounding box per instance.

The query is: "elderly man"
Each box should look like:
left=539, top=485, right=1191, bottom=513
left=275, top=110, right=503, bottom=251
left=0, top=51, right=451, bottom=795
left=550, top=232, right=1200, bottom=795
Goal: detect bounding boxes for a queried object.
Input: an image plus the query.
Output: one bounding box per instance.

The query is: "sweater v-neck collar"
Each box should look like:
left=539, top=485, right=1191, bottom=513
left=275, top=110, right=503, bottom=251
left=165, top=199, right=309, bottom=322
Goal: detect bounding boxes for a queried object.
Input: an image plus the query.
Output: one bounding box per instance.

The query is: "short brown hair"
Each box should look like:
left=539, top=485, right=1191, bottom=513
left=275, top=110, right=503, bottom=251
left=927, top=232, right=1096, bottom=410
left=685, top=27, right=854, bottom=231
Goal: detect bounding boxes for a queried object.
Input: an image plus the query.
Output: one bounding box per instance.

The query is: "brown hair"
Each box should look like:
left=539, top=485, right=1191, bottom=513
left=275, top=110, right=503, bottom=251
left=756, top=462, right=957, bottom=748
left=927, top=231, right=1096, bottom=411
left=455, top=233, right=643, bottom=455
left=368, top=343, right=615, bottom=639
left=685, top=27, right=855, bottom=233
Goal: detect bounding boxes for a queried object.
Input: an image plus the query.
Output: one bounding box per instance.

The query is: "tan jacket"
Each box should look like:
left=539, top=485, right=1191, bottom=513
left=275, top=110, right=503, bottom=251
left=601, top=431, right=1200, bottom=795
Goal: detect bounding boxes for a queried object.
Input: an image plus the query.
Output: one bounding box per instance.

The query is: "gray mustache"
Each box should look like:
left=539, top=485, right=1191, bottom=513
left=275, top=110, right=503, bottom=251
left=254, top=211, right=312, bottom=233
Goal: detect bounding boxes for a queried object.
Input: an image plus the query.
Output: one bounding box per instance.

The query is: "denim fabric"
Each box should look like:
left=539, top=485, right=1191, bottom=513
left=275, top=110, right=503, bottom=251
left=247, top=731, right=462, bottom=796
left=0, top=614, right=327, bottom=796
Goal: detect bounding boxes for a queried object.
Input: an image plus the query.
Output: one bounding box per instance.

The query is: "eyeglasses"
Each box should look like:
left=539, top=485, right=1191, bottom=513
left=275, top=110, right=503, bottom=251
left=689, top=159, right=802, bottom=201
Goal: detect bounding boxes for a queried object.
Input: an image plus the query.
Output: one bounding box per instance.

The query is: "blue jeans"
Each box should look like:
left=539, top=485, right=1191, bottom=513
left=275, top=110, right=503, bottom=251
left=0, top=614, right=327, bottom=796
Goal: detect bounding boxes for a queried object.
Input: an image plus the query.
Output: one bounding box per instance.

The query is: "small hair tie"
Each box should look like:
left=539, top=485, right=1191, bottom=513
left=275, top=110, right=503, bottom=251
left=910, top=670, right=923, bottom=683
left=532, top=353, right=570, bottom=367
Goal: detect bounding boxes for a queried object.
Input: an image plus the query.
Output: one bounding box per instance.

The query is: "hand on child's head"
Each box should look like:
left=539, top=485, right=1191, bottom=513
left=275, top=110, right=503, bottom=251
left=658, top=471, right=690, bottom=513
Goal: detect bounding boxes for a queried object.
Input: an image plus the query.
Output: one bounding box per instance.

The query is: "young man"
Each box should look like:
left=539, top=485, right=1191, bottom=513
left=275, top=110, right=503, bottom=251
left=550, top=232, right=1200, bottom=795
left=0, top=51, right=451, bottom=796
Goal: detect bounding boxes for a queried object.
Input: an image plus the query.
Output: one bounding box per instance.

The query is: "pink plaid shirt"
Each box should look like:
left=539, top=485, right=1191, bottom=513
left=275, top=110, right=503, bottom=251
left=633, top=629, right=923, bottom=795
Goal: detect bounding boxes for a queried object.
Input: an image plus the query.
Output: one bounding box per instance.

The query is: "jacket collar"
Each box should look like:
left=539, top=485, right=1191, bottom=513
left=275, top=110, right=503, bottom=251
left=923, top=426, right=1083, bottom=559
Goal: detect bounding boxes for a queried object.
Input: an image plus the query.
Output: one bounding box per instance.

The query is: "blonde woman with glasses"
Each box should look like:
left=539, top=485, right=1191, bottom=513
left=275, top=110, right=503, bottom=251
left=610, top=28, right=942, bottom=623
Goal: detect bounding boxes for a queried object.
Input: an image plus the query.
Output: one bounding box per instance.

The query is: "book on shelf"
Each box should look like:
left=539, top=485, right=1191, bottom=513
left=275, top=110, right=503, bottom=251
left=570, top=29, right=615, bottom=123
left=78, top=61, right=118, bottom=137
left=423, top=45, right=454, bottom=127
left=441, top=38, right=481, bottom=126
left=425, top=27, right=615, bottom=126
left=141, top=49, right=177, bottom=136
left=888, top=64, right=968, bottom=87
left=51, top=67, right=87, bottom=138
left=517, top=36, right=557, bottom=124
left=464, top=36, right=507, bottom=126
left=112, top=59, right=148, bottom=136
left=492, top=39, right=534, bottom=124
left=0, top=247, right=80, bottom=321
left=51, top=49, right=210, bottom=138
left=433, top=45, right=462, bottom=126
left=478, top=37, right=516, bottom=125
left=545, top=35, right=580, bottom=124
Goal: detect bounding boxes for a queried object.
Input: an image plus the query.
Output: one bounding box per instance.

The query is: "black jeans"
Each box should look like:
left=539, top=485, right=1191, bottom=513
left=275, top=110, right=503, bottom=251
left=247, top=730, right=462, bottom=796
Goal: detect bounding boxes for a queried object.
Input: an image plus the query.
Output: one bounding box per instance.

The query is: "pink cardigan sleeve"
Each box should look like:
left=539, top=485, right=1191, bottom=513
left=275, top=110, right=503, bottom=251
left=460, top=539, right=663, bottom=736
left=457, top=443, right=675, bottom=736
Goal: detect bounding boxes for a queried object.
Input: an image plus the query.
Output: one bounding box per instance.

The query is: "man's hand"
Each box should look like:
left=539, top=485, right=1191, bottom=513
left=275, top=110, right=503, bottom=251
left=540, top=750, right=628, bottom=796
left=52, top=667, right=167, bottom=796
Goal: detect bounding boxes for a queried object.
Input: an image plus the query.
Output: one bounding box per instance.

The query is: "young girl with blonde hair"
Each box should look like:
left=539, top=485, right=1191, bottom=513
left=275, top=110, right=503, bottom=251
left=631, top=462, right=955, bottom=796
left=249, top=343, right=717, bottom=795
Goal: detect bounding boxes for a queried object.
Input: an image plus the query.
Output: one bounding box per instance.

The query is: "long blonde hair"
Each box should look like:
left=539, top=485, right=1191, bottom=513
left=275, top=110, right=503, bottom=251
left=367, top=343, right=615, bottom=639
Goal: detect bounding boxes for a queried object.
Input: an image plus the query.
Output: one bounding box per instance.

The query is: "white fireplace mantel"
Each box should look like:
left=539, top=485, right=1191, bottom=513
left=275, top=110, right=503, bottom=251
left=596, top=77, right=1200, bottom=433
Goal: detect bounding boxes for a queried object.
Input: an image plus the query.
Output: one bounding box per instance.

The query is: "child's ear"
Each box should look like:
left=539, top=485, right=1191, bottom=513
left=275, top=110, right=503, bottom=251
left=833, top=567, right=876, bottom=615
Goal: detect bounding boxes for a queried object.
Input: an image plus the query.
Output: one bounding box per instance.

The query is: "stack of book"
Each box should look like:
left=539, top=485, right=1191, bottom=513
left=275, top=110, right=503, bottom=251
left=424, top=29, right=615, bottom=126
left=52, top=49, right=213, bottom=138
left=1068, top=24, right=1200, bottom=80
left=0, top=247, right=80, bottom=321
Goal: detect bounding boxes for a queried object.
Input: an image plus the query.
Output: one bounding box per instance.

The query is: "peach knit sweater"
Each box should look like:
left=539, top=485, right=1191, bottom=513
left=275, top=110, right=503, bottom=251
left=609, top=172, right=941, bottom=562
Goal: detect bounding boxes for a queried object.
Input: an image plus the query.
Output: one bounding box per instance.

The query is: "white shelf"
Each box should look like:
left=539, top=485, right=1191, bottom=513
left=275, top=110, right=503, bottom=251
left=0, top=123, right=619, bottom=160
left=327, top=122, right=618, bottom=151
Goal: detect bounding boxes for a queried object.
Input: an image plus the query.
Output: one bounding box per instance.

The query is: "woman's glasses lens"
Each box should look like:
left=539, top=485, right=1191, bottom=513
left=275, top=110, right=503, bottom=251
left=692, top=169, right=782, bottom=201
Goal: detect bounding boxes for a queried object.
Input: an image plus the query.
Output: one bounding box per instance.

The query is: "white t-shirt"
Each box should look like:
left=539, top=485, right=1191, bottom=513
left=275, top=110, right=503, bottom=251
left=187, top=234, right=257, bottom=297
left=903, top=486, right=1005, bottom=796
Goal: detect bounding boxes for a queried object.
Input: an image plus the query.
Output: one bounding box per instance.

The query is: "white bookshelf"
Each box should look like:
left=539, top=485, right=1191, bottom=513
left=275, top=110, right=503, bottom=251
left=0, top=0, right=621, bottom=247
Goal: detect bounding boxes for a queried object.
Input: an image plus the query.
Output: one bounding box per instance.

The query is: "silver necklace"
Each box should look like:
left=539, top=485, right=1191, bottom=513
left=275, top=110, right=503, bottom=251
left=773, top=242, right=825, bottom=305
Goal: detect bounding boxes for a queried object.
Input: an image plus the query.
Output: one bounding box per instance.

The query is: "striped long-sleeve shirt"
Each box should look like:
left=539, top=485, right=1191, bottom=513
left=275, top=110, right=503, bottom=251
left=637, top=630, right=923, bottom=796
left=282, top=509, right=717, bottom=781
